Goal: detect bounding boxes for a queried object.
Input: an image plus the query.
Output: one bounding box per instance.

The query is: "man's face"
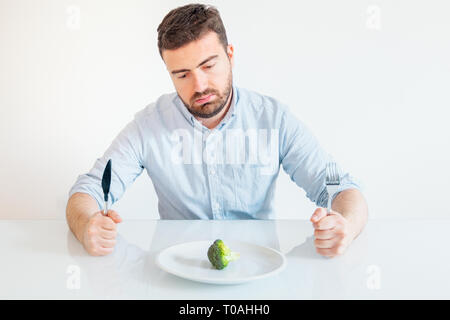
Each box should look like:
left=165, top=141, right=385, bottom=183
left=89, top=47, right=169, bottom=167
left=162, top=31, right=234, bottom=119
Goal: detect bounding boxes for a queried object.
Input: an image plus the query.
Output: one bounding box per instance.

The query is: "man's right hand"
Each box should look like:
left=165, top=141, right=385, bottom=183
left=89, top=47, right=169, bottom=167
left=82, top=210, right=122, bottom=256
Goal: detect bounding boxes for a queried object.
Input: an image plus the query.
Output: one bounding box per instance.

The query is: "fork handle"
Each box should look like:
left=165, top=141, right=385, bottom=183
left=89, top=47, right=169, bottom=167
left=327, top=195, right=332, bottom=213
left=326, top=185, right=339, bottom=213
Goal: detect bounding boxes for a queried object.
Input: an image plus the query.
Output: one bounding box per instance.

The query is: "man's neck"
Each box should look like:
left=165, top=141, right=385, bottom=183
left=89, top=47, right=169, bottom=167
left=195, top=89, right=233, bottom=130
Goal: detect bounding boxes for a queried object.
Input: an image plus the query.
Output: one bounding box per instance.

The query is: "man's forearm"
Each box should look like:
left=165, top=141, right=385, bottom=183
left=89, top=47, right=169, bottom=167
left=331, top=188, right=368, bottom=239
left=66, top=192, right=100, bottom=243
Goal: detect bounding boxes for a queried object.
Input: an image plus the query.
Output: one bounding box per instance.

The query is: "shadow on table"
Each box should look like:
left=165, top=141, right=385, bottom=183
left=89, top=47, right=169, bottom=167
left=281, top=226, right=371, bottom=299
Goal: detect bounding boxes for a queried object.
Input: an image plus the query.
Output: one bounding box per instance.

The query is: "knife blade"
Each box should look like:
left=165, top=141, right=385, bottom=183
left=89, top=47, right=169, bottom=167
left=101, top=159, right=112, bottom=216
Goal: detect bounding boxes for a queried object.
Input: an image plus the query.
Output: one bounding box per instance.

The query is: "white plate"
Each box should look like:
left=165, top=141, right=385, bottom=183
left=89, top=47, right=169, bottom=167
left=155, top=240, right=286, bottom=285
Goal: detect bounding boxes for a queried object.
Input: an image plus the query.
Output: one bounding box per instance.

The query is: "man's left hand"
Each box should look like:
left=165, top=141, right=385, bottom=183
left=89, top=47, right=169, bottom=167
left=310, top=207, right=356, bottom=258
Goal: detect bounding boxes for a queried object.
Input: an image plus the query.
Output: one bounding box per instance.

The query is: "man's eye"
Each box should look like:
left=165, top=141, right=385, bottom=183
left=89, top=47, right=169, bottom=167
left=178, top=74, right=187, bottom=79
left=205, top=64, right=215, bottom=69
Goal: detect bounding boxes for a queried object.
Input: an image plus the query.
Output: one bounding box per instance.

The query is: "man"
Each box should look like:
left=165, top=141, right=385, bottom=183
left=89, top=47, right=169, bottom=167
left=66, top=4, right=368, bottom=258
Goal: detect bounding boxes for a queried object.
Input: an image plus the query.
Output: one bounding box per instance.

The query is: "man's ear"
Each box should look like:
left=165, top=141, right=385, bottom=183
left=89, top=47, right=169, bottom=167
left=227, top=44, right=235, bottom=68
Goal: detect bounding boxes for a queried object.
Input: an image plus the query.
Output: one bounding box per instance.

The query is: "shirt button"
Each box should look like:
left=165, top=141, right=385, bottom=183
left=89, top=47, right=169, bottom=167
left=213, top=202, right=220, bottom=211
left=210, top=168, right=216, bottom=175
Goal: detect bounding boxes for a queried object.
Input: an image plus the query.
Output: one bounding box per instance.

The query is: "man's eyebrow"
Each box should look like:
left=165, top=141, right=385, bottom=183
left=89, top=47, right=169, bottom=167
left=171, top=55, right=219, bottom=75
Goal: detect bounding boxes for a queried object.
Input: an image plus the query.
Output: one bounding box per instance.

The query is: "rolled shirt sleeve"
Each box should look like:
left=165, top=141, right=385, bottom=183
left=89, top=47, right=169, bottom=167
left=279, top=106, right=363, bottom=208
left=68, top=115, right=145, bottom=210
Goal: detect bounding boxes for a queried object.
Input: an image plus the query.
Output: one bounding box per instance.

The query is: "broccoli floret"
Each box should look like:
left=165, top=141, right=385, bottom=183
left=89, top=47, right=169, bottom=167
left=207, top=239, right=240, bottom=270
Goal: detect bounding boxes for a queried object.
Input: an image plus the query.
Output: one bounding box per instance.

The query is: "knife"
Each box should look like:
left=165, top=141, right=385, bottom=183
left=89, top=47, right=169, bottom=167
left=101, top=159, right=112, bottom=216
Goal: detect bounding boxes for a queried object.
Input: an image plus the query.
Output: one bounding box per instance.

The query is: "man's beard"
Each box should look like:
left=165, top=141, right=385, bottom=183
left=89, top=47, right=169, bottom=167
left=179, top=72, right=233, bottom=119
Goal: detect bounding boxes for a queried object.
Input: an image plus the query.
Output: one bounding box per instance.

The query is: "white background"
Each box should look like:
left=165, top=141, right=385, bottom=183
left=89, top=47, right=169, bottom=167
left=1, top=0, right=449, bottom=220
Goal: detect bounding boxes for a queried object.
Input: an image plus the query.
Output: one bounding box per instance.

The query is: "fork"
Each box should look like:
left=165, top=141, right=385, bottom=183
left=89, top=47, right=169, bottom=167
left=325, top=162, right=341, bottom=213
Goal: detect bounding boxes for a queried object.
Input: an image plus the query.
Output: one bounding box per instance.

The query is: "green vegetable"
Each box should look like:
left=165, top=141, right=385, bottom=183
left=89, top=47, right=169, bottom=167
left=207, top=239, right=240, bottom=270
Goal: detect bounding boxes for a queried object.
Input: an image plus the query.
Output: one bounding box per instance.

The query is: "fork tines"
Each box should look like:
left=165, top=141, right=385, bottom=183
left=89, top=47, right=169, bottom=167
left=326, top=162, right=340, bottom=185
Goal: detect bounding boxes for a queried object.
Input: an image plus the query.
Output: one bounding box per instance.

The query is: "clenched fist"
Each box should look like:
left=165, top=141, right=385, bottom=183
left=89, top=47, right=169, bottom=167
left=310, top=207, right=356, bottom=258
left=82, top=210, right=122, bottom=256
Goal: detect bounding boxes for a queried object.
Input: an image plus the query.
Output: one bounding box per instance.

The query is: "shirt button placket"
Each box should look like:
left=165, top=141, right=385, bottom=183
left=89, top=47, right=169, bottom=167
left=206, top=134, right=222, bottom=219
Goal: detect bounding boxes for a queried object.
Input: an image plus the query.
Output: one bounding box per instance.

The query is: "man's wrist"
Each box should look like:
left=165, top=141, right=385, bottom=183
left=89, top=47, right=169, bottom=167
left=331, top=189, right=368, bottom=241
left=344, top=211, right=365, bottom=241
left=75, top=213, right=90, bottom=244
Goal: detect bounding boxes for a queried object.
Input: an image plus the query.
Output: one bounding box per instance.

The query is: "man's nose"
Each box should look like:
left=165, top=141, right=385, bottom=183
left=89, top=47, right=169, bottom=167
left=192, top=71, right=208, bottom=94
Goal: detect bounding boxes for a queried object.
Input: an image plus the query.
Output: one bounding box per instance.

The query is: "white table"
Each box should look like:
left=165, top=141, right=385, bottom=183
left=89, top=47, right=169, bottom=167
left=1, top=219, right=449, bottom=299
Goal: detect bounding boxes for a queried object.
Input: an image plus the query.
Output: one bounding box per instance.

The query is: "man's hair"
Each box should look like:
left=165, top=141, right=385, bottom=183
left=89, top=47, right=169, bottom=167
left=157, top=3, right=229, bottom=59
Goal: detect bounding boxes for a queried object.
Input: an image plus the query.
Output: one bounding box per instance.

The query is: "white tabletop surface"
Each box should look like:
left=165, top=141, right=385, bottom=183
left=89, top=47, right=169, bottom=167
left=1, top=218, right=449, bottom=299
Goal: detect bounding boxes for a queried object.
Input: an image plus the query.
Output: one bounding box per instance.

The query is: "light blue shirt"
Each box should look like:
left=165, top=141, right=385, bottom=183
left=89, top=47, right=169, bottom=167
left=69, top=83, right=362, bottom=219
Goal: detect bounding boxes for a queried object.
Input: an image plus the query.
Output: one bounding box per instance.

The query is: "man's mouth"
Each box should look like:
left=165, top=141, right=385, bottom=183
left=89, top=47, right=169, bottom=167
left=195, top=94, right=215, bottom=104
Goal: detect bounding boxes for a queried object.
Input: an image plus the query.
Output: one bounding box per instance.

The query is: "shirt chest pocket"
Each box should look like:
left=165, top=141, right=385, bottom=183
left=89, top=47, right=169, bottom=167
left=223, top=164, right=276, bottom=213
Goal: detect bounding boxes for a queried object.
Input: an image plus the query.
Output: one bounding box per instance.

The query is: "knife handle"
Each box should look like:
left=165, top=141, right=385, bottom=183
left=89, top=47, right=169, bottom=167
left=103, top=199, right=109, bottom=216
